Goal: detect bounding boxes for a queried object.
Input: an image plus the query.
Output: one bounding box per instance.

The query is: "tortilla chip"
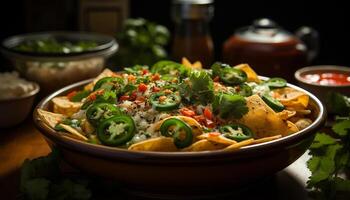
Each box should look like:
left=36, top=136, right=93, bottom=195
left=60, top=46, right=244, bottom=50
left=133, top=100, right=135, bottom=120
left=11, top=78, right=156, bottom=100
left=287, top=121, right=299, bottom=133
left=277, top=110, right=296, bottom=120
left=197, top=132, right=236, bottom=145
left=52, top=96, right=82, bottom=117
left=59, top=124, right=88, bottom=141
left=148, top=116, right=203, bottom=137
left=182, top=57, right=202, bottom=69
left=238, top=95, right=297, bottom=137
left=272, top=87, right=309, bottom=109
left=182, top=139, right=226, bottom=152
left=37, top=109, right=66, bottom=129
left=234, top=64, right=260, bottom=83
left=128, top=137, right=178, bottom=152
left=84, top=68, right=116, bottom=91
left=225, top=139, right=254, bottom=151
left=251, top=135, right=282, bottom=144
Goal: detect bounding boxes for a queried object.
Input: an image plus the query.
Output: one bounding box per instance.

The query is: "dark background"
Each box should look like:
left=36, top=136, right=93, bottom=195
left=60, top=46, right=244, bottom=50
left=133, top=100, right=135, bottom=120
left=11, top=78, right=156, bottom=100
left=0, top=0, right=349, bottom=70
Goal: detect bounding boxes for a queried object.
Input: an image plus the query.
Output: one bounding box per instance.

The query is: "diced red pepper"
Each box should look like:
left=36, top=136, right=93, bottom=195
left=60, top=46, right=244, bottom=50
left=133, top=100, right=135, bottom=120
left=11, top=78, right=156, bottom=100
left=119, top=95, right=130, bottom=101
left=152, top=86, right=161, bottom=92
left=180, top=108, right=196, bottom=117
left=152, top=73, right=160, bottom=81
left=67, top=91, right=77, bottom=101
left=138, top=83, right=148, bottom=92
left=213, top=76, right=220, bottom=82
left=203, top=107, right=213, bottom=120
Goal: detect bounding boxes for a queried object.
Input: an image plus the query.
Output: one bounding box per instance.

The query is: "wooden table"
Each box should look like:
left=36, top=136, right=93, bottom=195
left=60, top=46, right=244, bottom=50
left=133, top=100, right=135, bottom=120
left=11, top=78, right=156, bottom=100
left=0, top=118, right=51, bottom=200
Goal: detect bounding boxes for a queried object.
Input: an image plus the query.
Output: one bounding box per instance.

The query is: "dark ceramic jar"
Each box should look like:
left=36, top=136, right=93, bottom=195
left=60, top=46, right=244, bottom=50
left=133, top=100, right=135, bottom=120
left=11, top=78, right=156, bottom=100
left=223, top=18, right=318, bottom=82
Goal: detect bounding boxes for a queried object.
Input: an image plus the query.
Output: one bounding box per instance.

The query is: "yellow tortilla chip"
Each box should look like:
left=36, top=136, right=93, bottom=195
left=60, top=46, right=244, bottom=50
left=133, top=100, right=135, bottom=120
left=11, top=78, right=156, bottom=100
left=238, top=95, right=297, bottom=137
left=37, top=109, right=66, bottom=129
left=128, top=137, right=178, bottom=152
left=52, top=96, right=82, bottom=117
left=182, top=139, right=226, bottom=152
left=197, top=133, right=236, bottom=145
left=251, top=135, right=282, bottom=144
left=181, top=57, right=202, bottom=70
left=84, top=68, right=115, bottom=91
left=225, top=139, right=254, bottom=151
left=277, top=110, right=296, bottom=120
left=59, top=124, right=88, bottom=141
left=272, top=87, right=309, bottom=109
left=234, top=64, right=260, bottom=83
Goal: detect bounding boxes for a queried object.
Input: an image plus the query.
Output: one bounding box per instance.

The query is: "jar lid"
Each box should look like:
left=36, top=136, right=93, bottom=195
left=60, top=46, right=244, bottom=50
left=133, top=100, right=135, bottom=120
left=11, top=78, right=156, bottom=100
left=236, top=18, right=294, bottom=43
left=171, top=0, right=214, bottom=21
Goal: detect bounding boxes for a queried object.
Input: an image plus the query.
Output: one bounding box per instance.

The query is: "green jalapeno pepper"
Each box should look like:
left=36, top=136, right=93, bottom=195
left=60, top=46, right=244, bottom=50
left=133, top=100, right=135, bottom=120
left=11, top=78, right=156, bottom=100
left=265, top=77, right=287, bottom=89
left=93, top=77, right=124, bottom=91
left=150, top=92, right=181, bottom=111
left=97, top=115, right=135, bottom=146
left=160, top=118, right=193, bottom=148
left=86, top=103, right=122, bottom=126
left=220, top=124, right=254, bottom=142
left=237, top=83, right=252, bottom=97
left=220, top=68, right=247, bottom=85
left=151, top=60, right=188, bottom=77
left=262, top=94, right=285, bottom=112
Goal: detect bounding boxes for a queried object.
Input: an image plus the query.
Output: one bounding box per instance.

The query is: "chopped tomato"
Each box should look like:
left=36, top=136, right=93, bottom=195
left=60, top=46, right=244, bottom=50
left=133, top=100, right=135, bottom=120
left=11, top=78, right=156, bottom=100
left=205, top=119, right=215, bottom=128
left=213, top=76, right=220, bottom=82
left=152, top=73, right=160, bottom=81
left=119, top=95, right=129, bottom=101
left=180, top=108, right=196, bottom=117
left=142, top=69, right=149, bottom=75
left=138, top=83, right=148, bottom=92
left=67, top=91, right=77, bottom=101
left=88, top=89, right=104, bottom=101
left=130, top=91, right=137, bottom=101
left=203, top=107, right=212, bottom=120
left=152, top=86, right=161, bottom=92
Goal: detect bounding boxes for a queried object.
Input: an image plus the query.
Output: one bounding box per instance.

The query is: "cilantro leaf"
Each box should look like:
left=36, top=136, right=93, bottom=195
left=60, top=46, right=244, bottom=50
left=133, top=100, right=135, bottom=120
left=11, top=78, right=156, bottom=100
left=326, top=92, right=350, bottom=116
left=310, top=133, right=337, bottom=149
left=332, top=119, right=350, bottom=137
left=179, top=70, right=214, bottom=105
left=212, top=93, right=248, bottom=119
left=71, top=91, right=90, bottom=102
left=308, top=144, right=342, bottom=186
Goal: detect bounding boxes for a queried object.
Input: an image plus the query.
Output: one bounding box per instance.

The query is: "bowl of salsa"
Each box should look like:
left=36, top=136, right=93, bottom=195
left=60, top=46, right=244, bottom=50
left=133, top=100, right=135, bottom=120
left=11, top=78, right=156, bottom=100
left=295, top=65, right=350, bottom=106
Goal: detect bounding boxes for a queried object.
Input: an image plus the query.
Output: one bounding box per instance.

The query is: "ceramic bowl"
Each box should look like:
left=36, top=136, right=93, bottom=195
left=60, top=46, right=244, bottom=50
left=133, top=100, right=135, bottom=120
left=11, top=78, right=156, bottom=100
left=0, top=82, right=39, bottom=127
left=33, top=78, right=326, bottom=198
left=295, top=65, right=350, bottom=106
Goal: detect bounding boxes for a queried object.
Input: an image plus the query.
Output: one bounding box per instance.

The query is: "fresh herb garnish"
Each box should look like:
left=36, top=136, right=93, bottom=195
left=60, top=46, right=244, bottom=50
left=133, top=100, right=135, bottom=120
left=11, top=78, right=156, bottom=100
left=212, top=93, right=248, bottom=119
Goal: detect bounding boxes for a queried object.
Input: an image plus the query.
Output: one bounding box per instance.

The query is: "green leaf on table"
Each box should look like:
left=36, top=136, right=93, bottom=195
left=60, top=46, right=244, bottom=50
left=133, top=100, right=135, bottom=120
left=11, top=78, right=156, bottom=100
left=22, top=178, right=51, bottom=200
left=332, top=119, right=350, bottom=137
left=307, top=144, right=342, bottom=186
left=310, top=133, right=337, bottom=149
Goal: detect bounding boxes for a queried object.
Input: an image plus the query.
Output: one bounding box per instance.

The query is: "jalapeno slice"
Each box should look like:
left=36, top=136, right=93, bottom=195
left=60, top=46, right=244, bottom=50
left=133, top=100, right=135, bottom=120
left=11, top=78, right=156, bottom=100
left=86, top=103, right=122, bottom=126
left=150, top=92, right=181, bottom=111
left=151, top=60, right=188, bottom=77
left=220, top=124, right=254, bottom=142
left=93, top=77, right=124, bottom=91
left=220, top=68, right=247, bottom=85
left=160, top=118, right=193, bottom=148
left=97, top=115, right=135, bottom=146
left=237, top=83, right=252, bottom=97
left=262, top=94, right=285, bottom=112
left=265, top=78, right=287, bottom=89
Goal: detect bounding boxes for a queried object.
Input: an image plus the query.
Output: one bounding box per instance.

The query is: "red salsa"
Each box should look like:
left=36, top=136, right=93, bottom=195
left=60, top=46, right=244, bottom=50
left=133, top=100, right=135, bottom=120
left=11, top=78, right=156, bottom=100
left=302, top=71, right=350, bottom=86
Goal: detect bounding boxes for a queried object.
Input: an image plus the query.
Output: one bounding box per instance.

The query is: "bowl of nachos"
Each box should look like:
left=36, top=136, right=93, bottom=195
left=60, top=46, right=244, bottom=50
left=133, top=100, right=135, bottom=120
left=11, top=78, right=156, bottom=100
left=33, top=58, right=326, bottom=195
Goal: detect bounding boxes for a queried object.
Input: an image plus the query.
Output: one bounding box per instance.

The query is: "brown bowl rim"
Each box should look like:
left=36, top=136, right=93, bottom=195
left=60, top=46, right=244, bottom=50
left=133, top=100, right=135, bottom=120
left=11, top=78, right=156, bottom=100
left=0, top=82, right=40, bottom=102
left=33, top=77, right=326, bottom=162
left=295, top=65, right=350, bottom=88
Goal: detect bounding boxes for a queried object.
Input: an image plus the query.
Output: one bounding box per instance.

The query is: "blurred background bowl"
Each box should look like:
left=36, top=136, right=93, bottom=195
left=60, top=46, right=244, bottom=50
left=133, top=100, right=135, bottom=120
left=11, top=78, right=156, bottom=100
left=0, top=31, right=118, bottom=95
left=295, top=65, right=350, bottom=105
left=0, top=82, right=39, bottom=128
